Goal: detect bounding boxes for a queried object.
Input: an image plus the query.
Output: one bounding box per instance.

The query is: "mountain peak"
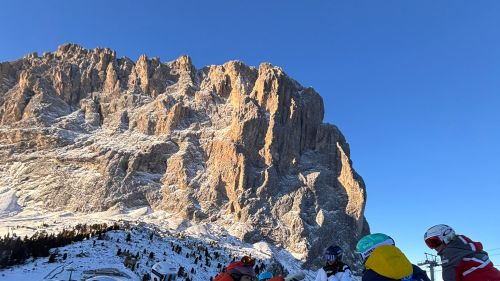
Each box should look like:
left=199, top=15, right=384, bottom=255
left=0, top=45, right=368, bottom=266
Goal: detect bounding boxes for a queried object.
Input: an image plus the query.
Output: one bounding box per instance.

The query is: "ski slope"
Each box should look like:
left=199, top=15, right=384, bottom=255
left=0, top=206, right=347, bottom=281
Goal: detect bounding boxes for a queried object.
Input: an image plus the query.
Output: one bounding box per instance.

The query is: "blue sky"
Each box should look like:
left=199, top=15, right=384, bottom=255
left=1, top=0, right=499, bottom=277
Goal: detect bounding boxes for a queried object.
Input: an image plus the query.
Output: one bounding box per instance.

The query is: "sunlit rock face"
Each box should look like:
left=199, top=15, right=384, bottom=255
left=0, top=44, right=369, bottom=266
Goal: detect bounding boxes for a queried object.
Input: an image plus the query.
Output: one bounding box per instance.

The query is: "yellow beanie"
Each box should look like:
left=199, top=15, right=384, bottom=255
left=365, top=245, right=413, bottom=280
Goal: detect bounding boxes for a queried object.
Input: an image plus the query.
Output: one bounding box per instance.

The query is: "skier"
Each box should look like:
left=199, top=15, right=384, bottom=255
left=424, top=224, right=500, bottom=281
left=356, top=233, right=430, bottom=281
left=214, top=256, right=257, bottom=281
left=314, top=245, right=353, bottom=281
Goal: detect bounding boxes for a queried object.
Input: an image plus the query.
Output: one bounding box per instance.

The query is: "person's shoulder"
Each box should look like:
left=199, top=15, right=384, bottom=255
left=411, top=264, right=430, bottom=280
left=314, top=267, right=328, bottom=281
left=317, top=267, right=326, bottom=274
left=411, top=264, right=424, bottom=273
left=316, top=267, right=327, bottom=278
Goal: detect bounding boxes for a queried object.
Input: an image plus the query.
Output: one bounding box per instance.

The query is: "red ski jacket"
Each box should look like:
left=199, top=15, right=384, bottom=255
left=439, top=235, right=500, bottom=281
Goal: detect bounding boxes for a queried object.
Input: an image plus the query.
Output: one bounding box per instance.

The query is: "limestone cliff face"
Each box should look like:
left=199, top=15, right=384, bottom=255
left=0, top=44, right=369, bottom=266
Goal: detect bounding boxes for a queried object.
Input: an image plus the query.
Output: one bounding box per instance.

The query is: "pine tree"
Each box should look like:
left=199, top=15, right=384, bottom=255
left=48, top=253, right=56, bottom=263
left=178, top=266, right=185, bottom=277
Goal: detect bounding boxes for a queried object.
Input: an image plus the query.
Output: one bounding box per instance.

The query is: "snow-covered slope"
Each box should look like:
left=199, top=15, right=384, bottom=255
left=0, top=209, right=330, bottom=281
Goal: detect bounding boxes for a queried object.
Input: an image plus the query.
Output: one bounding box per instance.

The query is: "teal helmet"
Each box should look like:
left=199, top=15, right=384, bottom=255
left=356, top=233, right=395, bottom=261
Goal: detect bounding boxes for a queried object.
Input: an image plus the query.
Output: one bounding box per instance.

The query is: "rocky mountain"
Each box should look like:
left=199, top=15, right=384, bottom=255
left=0, top=44, right=369, bottom=267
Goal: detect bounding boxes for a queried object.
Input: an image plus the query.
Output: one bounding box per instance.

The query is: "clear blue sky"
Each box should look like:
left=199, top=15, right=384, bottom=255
left=1, top=0, right=499, bottom=277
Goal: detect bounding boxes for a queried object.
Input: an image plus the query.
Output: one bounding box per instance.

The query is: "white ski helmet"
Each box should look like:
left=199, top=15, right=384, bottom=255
left=424, top=224, right=455, bottom=249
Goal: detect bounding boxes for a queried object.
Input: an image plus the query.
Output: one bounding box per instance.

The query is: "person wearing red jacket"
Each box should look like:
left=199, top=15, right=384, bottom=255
left=424, top=224, right=500, bottom=281
left=214, top=256, right=257, bottom=281
left=214, top=256, right=304, bottom=281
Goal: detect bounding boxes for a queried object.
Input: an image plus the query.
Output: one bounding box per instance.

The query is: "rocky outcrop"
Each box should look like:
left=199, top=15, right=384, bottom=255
left=0, top=44, right=369, bottom=266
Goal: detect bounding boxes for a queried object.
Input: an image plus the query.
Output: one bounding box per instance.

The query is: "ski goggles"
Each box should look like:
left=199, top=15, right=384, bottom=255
left=324, top=254, right=337, bottom=262
left=425, top=236, right=443, bottom=249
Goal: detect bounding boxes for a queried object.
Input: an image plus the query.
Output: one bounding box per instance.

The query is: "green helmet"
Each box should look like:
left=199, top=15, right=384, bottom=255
left=356, top=233, right=395, bottom=261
